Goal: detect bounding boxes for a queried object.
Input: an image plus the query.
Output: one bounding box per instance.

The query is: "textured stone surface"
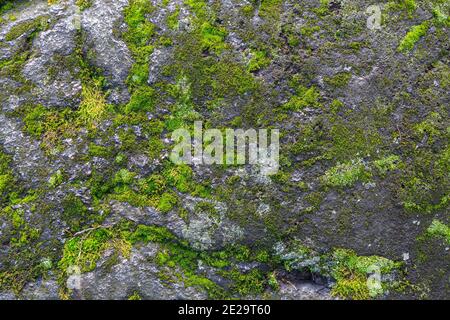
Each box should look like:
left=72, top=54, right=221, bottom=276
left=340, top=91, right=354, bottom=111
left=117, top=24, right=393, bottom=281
left=0, top=0, right=448, bottom=300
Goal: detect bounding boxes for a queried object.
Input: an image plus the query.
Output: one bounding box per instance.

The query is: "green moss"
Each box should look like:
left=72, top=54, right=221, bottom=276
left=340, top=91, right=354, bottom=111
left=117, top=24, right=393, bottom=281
left=322, top=159, right=371, bottom=188
left=400, top=120, right=449, bottom=214
left=77, top=85, right=110, bottom=126
left=413, top=112, right=443, bottom=145
left=241, top=4, right=254, bottom=17
left=398, top=21, right=429, bottom=52
left=88, top=143, right=114, bottom=158
left=278, top=241, right=403, bottom=300
left=387, top=0, right=417, bottom=17
left=61, top=193, right=104, bottom=233
left=166, top=5, right=180, bottom=30
left=200, top=22, right=227, bottom=54
left=58, top=228, right=112, bottom=274
left=426, top=220, right=450, bottom=245
left=326, top=122, right=382, bottom=162
left=48, top=169, right=64, bottom=188
left=330, top=99, right=344, bottom=114
left=221, top=268, right=265, bottom=296
left=314, top=0, right=331, bottom=16
left=300, top=25, right=321, bottom=37
left=247, top=49, right=271, bottom=72
left=128, top=225, right=176, bottom=244
left=304, top=192, right=324, bottom=210
left=331, top=249, right=403, bottom=300
left=125, top=87, right=155, bottom=113
left=118, top=128, right=138, bottom=151
left=432, top=5, right=450, bottom=27
left=0, top=151, right=14, bottom=201
left=123, top=0, right=155, bottom=90
left=141, top=174, right=167, bottom=195
left=324, top=72, right=352, bottom=88
left=8, top=213, right=40, bottom=248
left=374, top=155, right=402, bottom=176
left=4, top=15, right=50, bottom=41
left=76, top=0, right=92, bottom=10
left=164, top=164, right=193, bottom=193
left=282, top=86, right=321, bottom=111
left=0, top=173, right=13, bottom=195
left=22, top=105, right=76, bottom=153
left=128, top=291, right=142, bottom=300
left=0, top=1, right=14, bottom=15
left=113, top=169, right=136, bottom=186
left=157, top=192, right=178, bottom=213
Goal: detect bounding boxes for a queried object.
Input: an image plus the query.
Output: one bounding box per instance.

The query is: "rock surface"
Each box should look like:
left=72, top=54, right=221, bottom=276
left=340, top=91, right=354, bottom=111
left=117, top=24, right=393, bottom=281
left=0, top=0, right=448, bottom=300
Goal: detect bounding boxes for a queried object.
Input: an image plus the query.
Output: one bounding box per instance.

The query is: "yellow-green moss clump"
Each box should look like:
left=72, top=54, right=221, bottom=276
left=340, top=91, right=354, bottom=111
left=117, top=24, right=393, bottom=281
left=426, top=220, right=450, bottom=245
left=398, top=21, right=429, bottom=52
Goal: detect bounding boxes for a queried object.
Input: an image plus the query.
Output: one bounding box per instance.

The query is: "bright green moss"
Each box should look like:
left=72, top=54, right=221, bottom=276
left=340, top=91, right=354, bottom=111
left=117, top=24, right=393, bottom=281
left=0, top=152, right=13, bottom=199
left=387, top=0, right=417, bottom=17
left=123, top=0, right=155, bottom=89
left=88, top=143, right=114, bottom=158
left=58, top=228, right=112, bottom=273
left=300, top=25, right=321, bottom=37
left=128, top=292, right=142, bottom=300
left=157, top=192, right=178, bottom=213
left=221, top=268, right=265, bottom=296
left=398, top=21, right=429, bottom=52
left=200, top=22, right=227, bottom=53
left=331, top=249, right=403, bottom=300
left=113, top=169, right=136, bottom=186
left=0, top=1, right=14, bottom=15
left=322, top=159, right=371, bottom=188
left=164, top=164, right=193, bottom=193
left=77, top=85, right=110, bottom=125
left=426, top=220, right=450, bottom=245
left=128, top=224, right=176, bottom=244
left=48, top=169, right=64, bottom=188
left=314, top=0, right=331, bottom=16
left=7, top=209, right=40, bottom=248
left=247, top=49, right=271, bottom=72
left=374, top=155, right=402, bottom=176
left=330, top=99, right=344, bottom=114
left=259, top=0, right=283, bottom=20
left=282, top=86, right=321, bottom=111
left=184, top=0, right=208, bottom=20
left=123, top=0, right=155, bottom=47
left=125, top=87, right=156, bottom=113
left=432, top=5, right=450, bottom=27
